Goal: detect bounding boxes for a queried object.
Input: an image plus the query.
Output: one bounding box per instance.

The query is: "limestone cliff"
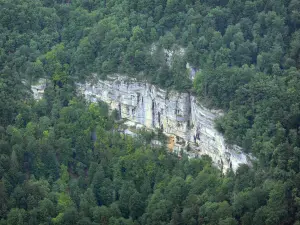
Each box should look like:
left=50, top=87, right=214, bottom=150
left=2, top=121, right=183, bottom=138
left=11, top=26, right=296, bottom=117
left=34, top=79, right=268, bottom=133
left=31, top=76, right=253, bottom=172
left=76, top=75, right=253, bottom=172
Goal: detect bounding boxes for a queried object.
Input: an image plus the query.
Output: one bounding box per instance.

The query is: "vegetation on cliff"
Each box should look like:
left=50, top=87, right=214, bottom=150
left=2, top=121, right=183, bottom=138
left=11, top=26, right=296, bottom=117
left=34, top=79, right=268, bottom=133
left=0, top=0, right=300, bottom=224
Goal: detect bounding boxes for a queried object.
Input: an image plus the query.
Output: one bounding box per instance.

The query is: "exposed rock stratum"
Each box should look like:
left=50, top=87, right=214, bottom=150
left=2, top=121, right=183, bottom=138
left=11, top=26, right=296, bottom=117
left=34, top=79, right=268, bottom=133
left=31, top=75, right=253, bottom=172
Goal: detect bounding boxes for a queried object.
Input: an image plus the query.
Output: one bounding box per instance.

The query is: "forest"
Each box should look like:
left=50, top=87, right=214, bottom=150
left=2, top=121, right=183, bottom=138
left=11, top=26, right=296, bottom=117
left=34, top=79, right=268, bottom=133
left=0, top=0, right=300, bottom=224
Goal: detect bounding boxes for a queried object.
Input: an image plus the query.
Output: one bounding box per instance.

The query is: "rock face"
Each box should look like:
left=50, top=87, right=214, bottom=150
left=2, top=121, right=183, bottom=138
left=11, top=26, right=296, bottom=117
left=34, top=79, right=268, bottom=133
left=76, top=75, right=253, bottom=172
left=31, top=79, right=47, bottom=100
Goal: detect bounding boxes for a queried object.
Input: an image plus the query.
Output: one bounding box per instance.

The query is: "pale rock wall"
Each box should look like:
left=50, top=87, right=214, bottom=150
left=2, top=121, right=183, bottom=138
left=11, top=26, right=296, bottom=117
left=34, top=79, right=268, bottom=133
left=76, top=75, right=253, bottom=172
left=189, top=96, right=250, bottom=171
left=31, top=79, right=47, bottom=100
left=30, top=76, right=252, bottom=172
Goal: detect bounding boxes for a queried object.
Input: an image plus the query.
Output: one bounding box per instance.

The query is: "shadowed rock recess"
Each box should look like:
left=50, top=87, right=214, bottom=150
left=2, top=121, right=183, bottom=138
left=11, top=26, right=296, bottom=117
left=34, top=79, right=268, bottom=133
left=32, top=76, right=253, bottom=172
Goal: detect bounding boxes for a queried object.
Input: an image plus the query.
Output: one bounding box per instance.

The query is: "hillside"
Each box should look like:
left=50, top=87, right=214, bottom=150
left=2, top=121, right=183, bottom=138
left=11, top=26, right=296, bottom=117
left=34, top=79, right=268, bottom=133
left=0, top=0, right=300, bottom=224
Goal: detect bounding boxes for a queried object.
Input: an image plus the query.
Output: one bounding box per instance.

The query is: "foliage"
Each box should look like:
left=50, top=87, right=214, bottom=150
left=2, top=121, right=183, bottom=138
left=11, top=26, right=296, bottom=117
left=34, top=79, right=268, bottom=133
left=1, top=0, right=300, bottom=224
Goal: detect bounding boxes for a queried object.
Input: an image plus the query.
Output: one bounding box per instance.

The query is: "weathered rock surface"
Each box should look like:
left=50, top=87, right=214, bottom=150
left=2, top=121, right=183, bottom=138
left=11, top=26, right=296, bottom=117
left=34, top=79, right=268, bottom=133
left=76, top=75, right=253, bottom=172
left=31, top=79, right=47, bottom=100
left=31, top=76, right=253, bottom=172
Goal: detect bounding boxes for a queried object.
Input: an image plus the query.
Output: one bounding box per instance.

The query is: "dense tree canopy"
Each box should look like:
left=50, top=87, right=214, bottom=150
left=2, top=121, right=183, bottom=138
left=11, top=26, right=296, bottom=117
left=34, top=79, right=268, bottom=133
left=0, top=0, right=300, bottom=224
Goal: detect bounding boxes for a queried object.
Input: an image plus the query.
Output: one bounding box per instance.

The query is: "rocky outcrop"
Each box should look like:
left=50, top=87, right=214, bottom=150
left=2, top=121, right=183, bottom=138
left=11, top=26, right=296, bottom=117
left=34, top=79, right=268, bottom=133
left=76, top=75, right=253, bottom=172
left=31, top=79, right=47, bottom=100
left=189, top=96, right=250, bottom=171
left=31, top=76, right=253, bottom=172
